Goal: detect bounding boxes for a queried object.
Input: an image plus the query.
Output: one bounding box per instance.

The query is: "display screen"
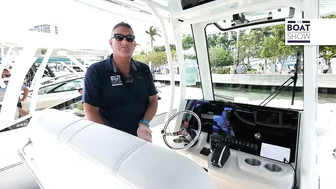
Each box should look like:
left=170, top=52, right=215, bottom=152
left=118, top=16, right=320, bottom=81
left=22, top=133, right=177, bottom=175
left=185, top=100, right=235, bottom=136
left=212, top=107, right=235, bottom=136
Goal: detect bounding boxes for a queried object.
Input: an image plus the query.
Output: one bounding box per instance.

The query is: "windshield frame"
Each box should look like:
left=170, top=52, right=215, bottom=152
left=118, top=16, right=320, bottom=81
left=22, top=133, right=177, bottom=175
left=202, top=19, right=304, bottom=110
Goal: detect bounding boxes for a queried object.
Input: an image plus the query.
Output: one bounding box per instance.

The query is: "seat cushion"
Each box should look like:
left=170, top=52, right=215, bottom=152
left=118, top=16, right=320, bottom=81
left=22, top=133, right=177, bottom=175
left=26, top=109, right=217, bottom=189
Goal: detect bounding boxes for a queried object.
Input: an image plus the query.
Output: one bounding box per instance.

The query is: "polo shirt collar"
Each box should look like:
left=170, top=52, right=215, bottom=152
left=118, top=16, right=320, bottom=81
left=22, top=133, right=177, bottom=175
left=106, top=54, right=139, bottom=72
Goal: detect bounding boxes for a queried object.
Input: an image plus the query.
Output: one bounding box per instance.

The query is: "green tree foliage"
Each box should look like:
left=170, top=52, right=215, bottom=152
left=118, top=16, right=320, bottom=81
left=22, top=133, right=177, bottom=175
left=182, top=34, right=195, bottom=51
left=320, top=15, right=336, bottom=65
left=261, top=24, right=302, bottom=63
left=147, top=51, right=167, bottom=67
left=170, top=44, right=177, bottom=51
left=216, top=33, right=236, bottom=51
left=182, top=33, right=235, bottom=65
left=208, top=33, right=235, bottom=51
left=154, top=46, right=166, bottom=52
left=209, top=47, right=234, bottom=67
left=145, top=26, right=162, bottom=51
left=133, top=50, right=148, bottom=64
left=135, top=15, right=335, bottom=72
left=154, top=44, right=176, bottom=52
left=238, top=30, right=264, bottom=64
left=133, top=47, right=176, bottom=67
left=237, top=25, right=302, bottom=68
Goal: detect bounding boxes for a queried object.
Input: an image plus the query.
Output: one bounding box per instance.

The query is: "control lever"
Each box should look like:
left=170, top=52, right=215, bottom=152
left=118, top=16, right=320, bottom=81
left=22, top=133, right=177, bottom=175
left=210, top=134, right=224, bottom=152
left=211, top=143, right=230, bottom=168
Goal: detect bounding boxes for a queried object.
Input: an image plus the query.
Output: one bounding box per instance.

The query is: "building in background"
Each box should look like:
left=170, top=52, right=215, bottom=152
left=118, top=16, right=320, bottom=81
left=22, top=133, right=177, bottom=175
left=29, top=24, right=58, bottom=35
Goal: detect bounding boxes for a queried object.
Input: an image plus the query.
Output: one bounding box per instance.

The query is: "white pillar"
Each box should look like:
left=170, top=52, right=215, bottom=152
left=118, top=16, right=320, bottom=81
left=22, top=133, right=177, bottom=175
left=173, top=23, right=187, bottom=113
left=299, top=0, right=319, bottom=188
left=145, top=4, right=176, bottom=121
left=192, top=22, right=214, bottom=100
left=29, top=48, right=54, bottom=113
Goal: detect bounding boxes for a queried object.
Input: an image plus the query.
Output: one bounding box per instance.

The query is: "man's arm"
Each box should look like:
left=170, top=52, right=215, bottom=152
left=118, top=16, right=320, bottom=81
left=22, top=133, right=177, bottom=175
left=82, top=66, right=105, bottom=125
left=21, top=87, right=29, bottom=101
left=19, top=85, right=29, bottom=101
left=140, top=65, right=158, bottom=125
left=138, top=94, right=158, bottom=142
left=83, top=103, right=105, bottom=124
left=141, top=95, right=158, bottom=123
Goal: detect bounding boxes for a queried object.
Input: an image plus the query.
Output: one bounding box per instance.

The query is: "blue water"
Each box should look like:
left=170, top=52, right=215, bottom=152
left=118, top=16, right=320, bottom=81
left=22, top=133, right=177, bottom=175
left=0, top=57, right=84, bottom=64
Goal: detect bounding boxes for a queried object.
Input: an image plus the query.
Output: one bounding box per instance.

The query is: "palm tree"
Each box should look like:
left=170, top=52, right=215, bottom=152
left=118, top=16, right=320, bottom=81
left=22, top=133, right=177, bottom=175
left=216, top=34, right=235, bottom=53
left=145, top=26, right=161, bottom=51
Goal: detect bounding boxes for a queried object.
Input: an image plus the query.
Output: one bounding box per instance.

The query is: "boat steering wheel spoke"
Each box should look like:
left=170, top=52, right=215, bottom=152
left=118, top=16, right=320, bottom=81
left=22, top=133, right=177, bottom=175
left=161, top=110, right=202, bottom=150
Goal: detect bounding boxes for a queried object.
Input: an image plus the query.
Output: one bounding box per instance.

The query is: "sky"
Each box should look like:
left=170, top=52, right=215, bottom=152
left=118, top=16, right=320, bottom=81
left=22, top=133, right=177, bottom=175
left=0, top=0, right=177, bottom=52
left=2, top=0, right=335, bottom=53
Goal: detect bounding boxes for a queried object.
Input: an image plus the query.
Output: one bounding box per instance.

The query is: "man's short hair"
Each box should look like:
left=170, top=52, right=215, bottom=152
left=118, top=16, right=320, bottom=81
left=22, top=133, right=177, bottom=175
left=112, top=22, right=133, bottom=36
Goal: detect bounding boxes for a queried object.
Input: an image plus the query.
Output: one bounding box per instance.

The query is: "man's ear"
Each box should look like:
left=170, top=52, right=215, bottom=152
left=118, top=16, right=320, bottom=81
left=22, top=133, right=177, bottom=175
left=109, top=39, right=113, bottom=48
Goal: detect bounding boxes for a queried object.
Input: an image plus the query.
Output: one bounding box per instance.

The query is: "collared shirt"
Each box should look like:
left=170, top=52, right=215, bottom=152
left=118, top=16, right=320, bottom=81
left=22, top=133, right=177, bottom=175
left=83, top=55, right=157, bottom=136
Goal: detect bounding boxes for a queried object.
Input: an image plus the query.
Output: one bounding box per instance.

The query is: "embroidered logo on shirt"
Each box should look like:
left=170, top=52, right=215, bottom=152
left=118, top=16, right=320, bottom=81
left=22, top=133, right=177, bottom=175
left=110, top=75, right=122, bottom=86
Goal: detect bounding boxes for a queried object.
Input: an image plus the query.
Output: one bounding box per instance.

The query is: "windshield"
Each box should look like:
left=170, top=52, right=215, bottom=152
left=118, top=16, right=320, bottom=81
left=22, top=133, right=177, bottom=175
left=205, top=19, right=304, bottom=110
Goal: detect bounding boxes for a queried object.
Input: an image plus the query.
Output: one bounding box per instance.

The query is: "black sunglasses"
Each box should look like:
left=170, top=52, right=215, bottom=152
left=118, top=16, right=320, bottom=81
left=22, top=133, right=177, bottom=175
left=113, top=34, right=135, bottom=42
left=123, top=75, right=133, bottom=84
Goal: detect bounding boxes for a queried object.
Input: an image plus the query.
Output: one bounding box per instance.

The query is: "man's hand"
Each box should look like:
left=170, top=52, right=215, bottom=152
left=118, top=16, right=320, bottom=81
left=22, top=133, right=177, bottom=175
left=137, top=124, right=152, bottom=142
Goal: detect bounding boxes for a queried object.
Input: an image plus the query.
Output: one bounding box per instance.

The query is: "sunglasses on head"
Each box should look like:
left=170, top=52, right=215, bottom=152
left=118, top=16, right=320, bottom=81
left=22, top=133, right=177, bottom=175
left=113, top=34, right=135, bottom=42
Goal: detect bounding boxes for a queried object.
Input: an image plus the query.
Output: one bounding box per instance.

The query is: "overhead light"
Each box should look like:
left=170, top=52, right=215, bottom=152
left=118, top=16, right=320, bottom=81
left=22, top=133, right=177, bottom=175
left=288, top=7, right=295, bottom=18
left=231, top=13, right=247, bottom=26
left=268, top=12, right=273, bottom=20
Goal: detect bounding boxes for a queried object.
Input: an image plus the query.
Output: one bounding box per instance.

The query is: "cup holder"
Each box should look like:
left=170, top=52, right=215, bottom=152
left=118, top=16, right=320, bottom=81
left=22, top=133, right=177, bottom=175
left=244, top=158, right=261, bottom=166
left=264, top=163, right=282, bottom=172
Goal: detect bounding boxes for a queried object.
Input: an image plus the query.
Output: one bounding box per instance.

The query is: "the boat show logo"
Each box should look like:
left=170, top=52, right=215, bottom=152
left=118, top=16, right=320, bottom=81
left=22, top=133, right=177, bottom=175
left=110, top=75, right=122, bottom=86
left=286, top=20, right=311, bottom=45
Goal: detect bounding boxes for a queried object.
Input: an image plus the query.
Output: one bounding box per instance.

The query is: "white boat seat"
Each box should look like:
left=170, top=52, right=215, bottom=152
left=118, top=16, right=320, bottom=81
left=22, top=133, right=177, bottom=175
left=24, top=109, right=217, bottom=189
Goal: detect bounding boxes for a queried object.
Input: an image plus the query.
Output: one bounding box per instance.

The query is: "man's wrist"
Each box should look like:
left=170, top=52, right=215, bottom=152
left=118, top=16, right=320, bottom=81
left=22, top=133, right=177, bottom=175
left=139, top=119, right=150, bottom=127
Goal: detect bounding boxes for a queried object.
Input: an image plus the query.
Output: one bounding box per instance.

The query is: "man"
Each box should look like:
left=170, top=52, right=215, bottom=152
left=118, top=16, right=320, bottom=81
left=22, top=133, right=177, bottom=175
left=83, top=22, right=158, bottom=142
left=76, top=81, right=84, bottom=111
left=2, top=68, right=29, bottom=109
left=1, top=68, right=28, bottom=117
left=73, top=81, right=85, bottom=117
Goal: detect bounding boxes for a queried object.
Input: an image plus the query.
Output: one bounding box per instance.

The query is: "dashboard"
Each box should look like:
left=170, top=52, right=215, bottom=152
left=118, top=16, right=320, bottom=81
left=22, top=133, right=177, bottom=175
left=185, top=100, right=301, bottom=163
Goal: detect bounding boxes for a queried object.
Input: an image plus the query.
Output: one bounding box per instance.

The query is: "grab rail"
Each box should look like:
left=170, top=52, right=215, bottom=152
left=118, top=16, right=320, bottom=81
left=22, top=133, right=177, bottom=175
left=17, top=139, right=46, bottom=189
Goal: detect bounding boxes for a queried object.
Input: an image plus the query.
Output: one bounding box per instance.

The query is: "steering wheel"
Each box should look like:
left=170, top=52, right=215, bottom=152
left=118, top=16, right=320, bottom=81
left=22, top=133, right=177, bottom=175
left=161, top=110, right=202, bottom=150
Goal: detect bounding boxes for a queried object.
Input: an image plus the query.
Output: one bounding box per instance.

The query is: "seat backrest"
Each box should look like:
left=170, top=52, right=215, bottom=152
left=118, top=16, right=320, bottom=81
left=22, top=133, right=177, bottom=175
left=25, top=109, right=217, bottom=189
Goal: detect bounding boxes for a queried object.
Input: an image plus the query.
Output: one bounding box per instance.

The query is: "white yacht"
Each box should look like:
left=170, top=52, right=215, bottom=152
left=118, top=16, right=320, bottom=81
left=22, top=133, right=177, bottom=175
left=0, top=46, right=109, bottom=111
left=0, top=0, right=335, bottom=189
left=22, top=75, right=84, bottom=111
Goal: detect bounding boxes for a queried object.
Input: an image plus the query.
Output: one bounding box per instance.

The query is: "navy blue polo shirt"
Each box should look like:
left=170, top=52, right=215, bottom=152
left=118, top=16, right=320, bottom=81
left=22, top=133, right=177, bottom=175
left=83, top=56, right=157, bottom=136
